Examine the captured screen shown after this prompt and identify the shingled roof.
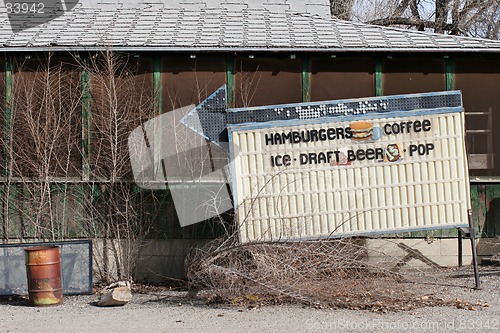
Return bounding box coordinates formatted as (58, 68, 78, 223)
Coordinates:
(1, 0, 500, 52)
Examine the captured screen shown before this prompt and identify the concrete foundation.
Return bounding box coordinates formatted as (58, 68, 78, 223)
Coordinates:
(91, 239, 210, 284)
(89, 237, 499, 284)
(477, 237, 500, 260)
(366, 238, 473, 270)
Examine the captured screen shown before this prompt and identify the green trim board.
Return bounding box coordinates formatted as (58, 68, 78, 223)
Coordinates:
(226, 54, 235, 107)
(445, 57, 454, 91)
(152, 56, 163, 179)
(301, 56, 310, 102)
(1, 57, 13, 240)
(153, 55, 162, 116)
(375, 57, 383, 97)
(79, 67, 91, 235)
(80, 68, 91, 181)
(4, 57, 12, 175)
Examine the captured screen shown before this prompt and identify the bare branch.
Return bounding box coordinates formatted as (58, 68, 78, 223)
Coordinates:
(362, 0, 500, 39)
(368, 16, 456, 31)
(330, 0, 355, 20)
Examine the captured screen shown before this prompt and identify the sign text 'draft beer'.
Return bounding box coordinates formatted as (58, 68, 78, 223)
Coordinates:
(229, 94, 470, 243)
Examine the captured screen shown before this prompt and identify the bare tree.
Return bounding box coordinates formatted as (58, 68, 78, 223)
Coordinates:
(1, 54, 82, 241)
(330, 0, 355, 20)
(350, 0, 500, 38)
(79, 50, 156, 282)
(462, 1, 500, 39)
(0, 51, 159, 282)
(234, 62, 262, 108)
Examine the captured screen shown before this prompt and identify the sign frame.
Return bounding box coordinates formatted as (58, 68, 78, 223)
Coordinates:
(228, 91, 471, 243)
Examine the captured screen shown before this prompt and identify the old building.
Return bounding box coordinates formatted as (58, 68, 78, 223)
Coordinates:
(0, 0, 499, 282)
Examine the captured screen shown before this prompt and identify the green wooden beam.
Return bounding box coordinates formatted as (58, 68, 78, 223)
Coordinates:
(470, 184, 482, 236)
(80, 68, 91, 181)
(375, 58, 383, 97)
(2, 57, 13, 241)
(153, 55, 162, 116)
(152, 56, 163, 179)
(301, 56, 310, 103)
(226, 54, 235, 107)
(60, 183, 69, 238)
(4, 57, 13, 178)
(445, 56, 454, 91)
(4, 57, 12, 153)
(78, 65, 92, 237)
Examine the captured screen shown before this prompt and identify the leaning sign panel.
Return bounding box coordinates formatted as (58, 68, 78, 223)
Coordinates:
(228, 91, 470, 243)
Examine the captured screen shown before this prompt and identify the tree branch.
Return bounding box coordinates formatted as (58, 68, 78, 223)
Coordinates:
(367, 16, 456, 32)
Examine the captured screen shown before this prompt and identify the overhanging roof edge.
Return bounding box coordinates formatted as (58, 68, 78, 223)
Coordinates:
(2, 46, 500, 53)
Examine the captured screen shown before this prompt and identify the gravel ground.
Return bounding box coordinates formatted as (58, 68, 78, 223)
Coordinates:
(1, 266, 499, 333)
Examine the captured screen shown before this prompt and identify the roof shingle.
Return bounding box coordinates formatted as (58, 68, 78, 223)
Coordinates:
(1, 2, 500, 52)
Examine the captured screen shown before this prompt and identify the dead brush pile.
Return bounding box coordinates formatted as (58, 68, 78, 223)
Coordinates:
(186, 237, 448, 311)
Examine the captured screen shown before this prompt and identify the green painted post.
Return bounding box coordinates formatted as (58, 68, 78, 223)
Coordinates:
(153, 56, 162, 116)
(4, 57, 13, 180)
(80, 68, 91, 181)
(302, 56, 310, 103)
(226, 55, 235, 107)
(152, 56, 163, 180)
(60, 183, 69, 238)
(4, 57, 13, 178)
(2, 57, 13, 241)
(375, 58, 383, 97)
(470, 184, 481, 235)
(78, 65, 92, 236)
(445, 56, 454, 91)
(5, 57, 12, 158)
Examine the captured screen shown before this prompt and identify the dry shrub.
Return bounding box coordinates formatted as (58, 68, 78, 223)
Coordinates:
(184, 237, 446, 311)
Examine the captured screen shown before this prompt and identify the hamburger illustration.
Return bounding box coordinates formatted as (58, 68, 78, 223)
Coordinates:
(350, 121, 373, 141)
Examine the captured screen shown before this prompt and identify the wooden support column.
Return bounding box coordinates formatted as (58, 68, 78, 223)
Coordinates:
(226, 54, 235, 107)
(81, 68, 91, 181)
(375, 57, 383, 97)
(301, 56, 310, 103)
(152, 56, 163, 181)
(4, 57, 12, 158)
(445, 56, 454, 91)
(78, 64, 93, 241)
(2, 56, 13, 241)
(153, 56, 162, 116)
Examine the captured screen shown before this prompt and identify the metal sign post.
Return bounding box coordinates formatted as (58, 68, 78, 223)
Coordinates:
(468, 209, 481, 289)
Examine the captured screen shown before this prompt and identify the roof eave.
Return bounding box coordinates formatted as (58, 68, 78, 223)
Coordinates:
(2, 45, 500, 53)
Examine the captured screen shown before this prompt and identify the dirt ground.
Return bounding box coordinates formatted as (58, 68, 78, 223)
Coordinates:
(1, 265, 499, 333)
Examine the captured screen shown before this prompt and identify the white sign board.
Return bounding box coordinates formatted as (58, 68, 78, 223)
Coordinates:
(229, 104, 470, 243)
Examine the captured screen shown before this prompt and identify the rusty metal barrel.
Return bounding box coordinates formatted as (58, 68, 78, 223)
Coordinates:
(24, 245, 63, 306)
